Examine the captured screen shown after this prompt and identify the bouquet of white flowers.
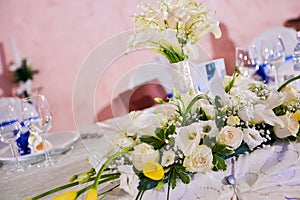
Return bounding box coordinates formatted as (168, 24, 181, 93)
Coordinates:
(128, 0, 221, 63)
(30, 73, 300, 200)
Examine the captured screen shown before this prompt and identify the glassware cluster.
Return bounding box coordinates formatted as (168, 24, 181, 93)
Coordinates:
(0, 94, 53, 174)
(235, 35, 286, 88)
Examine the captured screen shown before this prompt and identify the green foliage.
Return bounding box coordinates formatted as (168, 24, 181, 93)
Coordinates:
(13, 59, 39, 82)
(139, 135, 165, 150)
(212, 154, 227, 171)
(212, 143, 234, 155)
(214, 96, 226, 130)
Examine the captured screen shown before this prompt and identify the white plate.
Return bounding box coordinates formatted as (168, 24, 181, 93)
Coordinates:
(0, 131, 80, 165)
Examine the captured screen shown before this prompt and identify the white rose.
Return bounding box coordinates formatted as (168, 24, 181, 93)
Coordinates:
(216, 126, 243, 149)
(125, 111, 161, 138)
(161, 150, 176, 167)
(118, 165, 139, 196)
(227, 116, 240, 126)
(183, 145, 213, 173)
(243, 128, 264, 150)
(131, 143, 160, 171)
(274, 113, 299, 139)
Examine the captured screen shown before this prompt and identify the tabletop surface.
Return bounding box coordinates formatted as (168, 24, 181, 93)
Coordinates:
(1, 107, 300, 200)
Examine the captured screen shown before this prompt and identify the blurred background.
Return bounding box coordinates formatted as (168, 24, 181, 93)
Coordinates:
(0, 0, 299, 132)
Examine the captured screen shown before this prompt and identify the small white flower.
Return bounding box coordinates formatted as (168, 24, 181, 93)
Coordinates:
(131, 143, 160, 171)
(243, 128, 264, 150)
(222, 75, 234, 90)
(118, 165, 139, 196)
(274, 113, 299, 139)
(112, 133, 136, 153)
(227, 116, 240, 126)
(216, 126, 243, 149)
(161, 150, 176, 167)
(175, 122, 202, 156)
(183, 145, 213, 173)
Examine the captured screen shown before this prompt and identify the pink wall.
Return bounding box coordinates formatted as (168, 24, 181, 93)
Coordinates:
(0, 0, 299, 132)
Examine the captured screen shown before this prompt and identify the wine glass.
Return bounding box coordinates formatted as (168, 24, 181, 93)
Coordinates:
(0, 104, 24, 174)
(22, 95, 55, 167)
(261, 36, 285, 88)
(235, 46, 259, 77)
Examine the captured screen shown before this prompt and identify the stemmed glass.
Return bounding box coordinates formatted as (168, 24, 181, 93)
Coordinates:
(261, 36, 285, 88)
(0, 104, 24, 174)
(22, 95, 55, 168)
(235, 46, 259, 77)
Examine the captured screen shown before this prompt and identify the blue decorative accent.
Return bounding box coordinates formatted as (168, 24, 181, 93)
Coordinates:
(167, 93, 173, 99)
(16, 129, 31, 155)
(205, 62, 216, 81)
(0, 119, 18, 127)
(16, 121, 32, 155)
(285, 54, 293, 62)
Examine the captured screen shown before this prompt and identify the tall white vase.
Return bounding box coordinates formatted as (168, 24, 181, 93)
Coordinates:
(170, 60, 194, 94)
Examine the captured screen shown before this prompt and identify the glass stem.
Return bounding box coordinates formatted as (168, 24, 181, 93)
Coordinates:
(41, 134, 51, 161)
(9, 141, 20, 167)
(274, 66, 280, 88)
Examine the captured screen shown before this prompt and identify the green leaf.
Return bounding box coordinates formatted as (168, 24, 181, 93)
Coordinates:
(166, 124, 175, 137)
(170, 167, 177, 189)
(154, 97, 164, 104)
(224, 72, 238, 93)
(212, 143, 234, 155)
(155, 128, 165, 141)
(139, 135, 165, 150)
(181, 94, 208, 125)
(177, 171, 190, 184)
(214, 96, 226, 130)
(202, 134, 214, 148)
(212, 154, 227, 171)
(156, 180, 164, 191)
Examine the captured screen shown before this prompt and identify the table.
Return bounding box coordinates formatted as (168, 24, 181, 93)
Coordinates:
(1, 107, 300, 200)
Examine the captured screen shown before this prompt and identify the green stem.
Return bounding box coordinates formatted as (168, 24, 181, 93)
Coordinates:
(277, 75, 300, 92)
(77, 174, 121, 197)
(181, 94, 207, 125)
(31, 181, 79, 200)
(30, 172, 120, 199)
(99, 184, 120, 200)
(93, 147, 133, 189)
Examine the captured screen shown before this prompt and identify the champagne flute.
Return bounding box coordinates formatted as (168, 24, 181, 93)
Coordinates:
(0, 104, 24, 174)
(261, 36, 285, 88)
(22, 95, 55, 167)
(235, 46, 258, 77)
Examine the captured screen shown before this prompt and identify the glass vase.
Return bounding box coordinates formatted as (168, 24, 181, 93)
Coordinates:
(170, 60, 194, 94)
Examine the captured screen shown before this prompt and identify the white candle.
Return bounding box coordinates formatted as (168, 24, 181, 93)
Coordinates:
(10, 38, 21, 67)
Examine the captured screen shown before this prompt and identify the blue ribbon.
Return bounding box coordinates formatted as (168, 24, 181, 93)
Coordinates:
(0, 117, 38, 156)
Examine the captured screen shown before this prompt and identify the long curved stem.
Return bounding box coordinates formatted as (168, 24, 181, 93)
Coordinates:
(277, 75, 300, 92)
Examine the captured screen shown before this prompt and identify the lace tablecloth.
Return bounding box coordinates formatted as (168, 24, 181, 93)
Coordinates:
(1, 109, 300, 200)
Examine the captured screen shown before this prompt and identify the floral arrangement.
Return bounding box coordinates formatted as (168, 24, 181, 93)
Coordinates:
(9, 39, 39, 98)
(128, 0, 221, 63)
(29, 73, 300, 200)
(10, 58, 39, 98)
(28, 1, 300, 200)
